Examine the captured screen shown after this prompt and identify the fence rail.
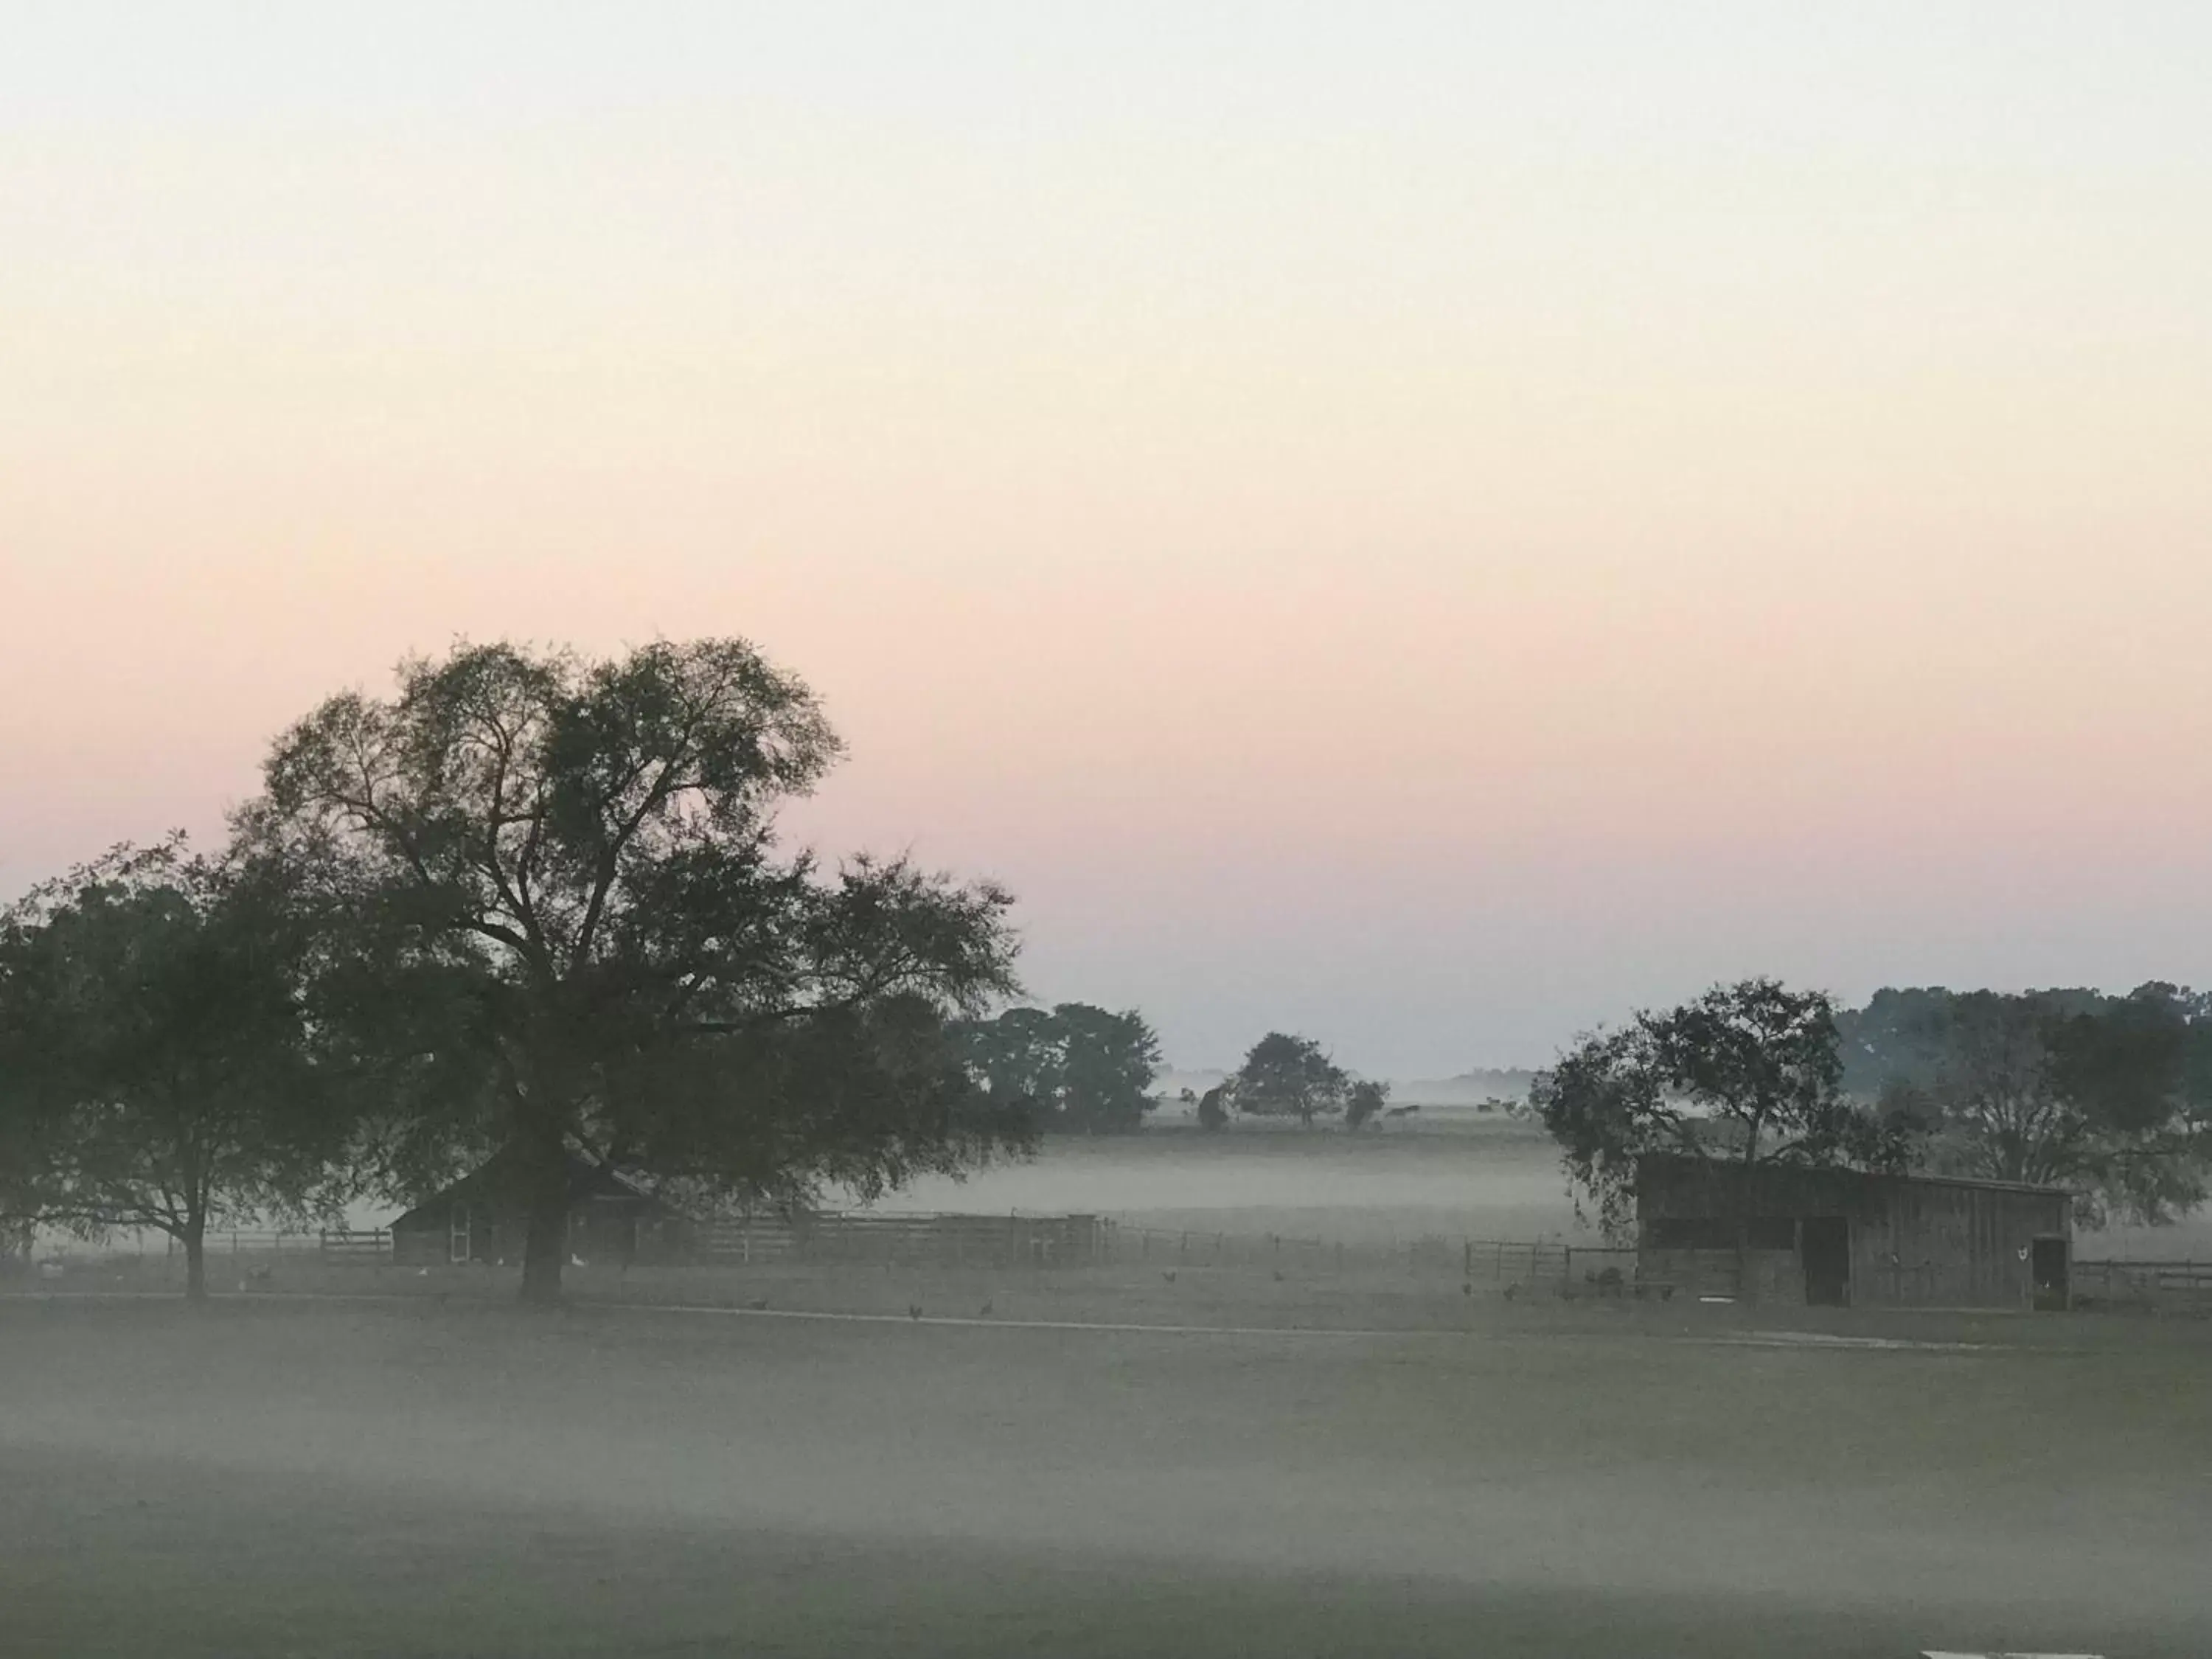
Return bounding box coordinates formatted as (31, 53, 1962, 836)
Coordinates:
(135, 1229, 394, 1263)
(692, 1211, 1104, 1269)
(319, 1229, 394, 1265)
(1096, 1224, 1590, 1284)
(2072, 1258, 2212, 1301)
(67, 1217, 1613, 1287)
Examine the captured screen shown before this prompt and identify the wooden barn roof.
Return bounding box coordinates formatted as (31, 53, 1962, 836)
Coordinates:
(1634, 1151, 2073, 1201)
(391, 1144, 681, 1228)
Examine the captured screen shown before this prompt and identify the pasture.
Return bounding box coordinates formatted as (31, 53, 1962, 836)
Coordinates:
(3, 1294, 2208, 1658)
(844, 1116, 1590, 1243)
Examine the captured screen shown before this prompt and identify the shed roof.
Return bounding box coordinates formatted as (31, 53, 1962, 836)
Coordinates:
(392, 1143, 678, 1229)
(1635, 1152, 2073, 1202)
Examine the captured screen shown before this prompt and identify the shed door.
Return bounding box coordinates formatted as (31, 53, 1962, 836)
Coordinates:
(448, 1203, 472, 1265)
(1800, 1217, 1850, 1306)
(2031, 1236, 2070, 1311)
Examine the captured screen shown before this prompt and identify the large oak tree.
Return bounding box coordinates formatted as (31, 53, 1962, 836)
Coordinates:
(240, 639, 1032, 1301)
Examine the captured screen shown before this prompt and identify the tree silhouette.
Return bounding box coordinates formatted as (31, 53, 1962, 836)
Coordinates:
(240, 638, 1031, 1301)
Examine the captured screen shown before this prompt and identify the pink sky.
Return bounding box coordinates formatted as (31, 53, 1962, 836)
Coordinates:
(5, 7, 2211, 1073)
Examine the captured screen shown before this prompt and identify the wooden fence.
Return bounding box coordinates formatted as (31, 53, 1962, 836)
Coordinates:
(1099, 1225, 1582, 1284)
(319, 1229, 394, 1265)
(140, 1229, 394, 1264)
(90, 1218, 1607, 1287)
(2071, 1258, 2212, 1303)
(692, 1211, 1105, 1269)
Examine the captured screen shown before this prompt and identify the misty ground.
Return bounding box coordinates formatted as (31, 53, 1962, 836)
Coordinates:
(852, 1116, 2212, 1259)
(13, 1122, 2211, 1655)
(4, 1293, 2208, 1658)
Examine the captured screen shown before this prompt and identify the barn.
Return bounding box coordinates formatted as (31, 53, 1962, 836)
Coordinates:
(389, 1145, 695, 1269)
(1635, 1152, 2073, 1310)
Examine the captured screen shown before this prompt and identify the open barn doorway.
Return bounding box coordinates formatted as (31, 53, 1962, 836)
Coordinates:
(1800, 1217, 1850, 1306)
(2032, 1236, 2070, 1311)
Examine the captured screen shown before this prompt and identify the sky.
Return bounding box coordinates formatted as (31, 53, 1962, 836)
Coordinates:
(4, 5, 2211, 1077)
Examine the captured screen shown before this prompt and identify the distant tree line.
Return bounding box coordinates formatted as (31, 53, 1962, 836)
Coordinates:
(1534, 976, 2212, 1239)
(1836, 984, 2212, 1224)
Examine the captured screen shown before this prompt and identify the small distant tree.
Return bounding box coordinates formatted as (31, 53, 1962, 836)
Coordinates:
(1230, 1033, 1348, 1127)
(1196, 1085, 1229, 1131)
(0, 840, 352, 1300)
(1344, 1078, 1389, 1131)
(1532, 978, 1923, 1293)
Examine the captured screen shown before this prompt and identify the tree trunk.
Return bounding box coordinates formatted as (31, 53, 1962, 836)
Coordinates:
(518, 1159, 570, 1304)
(181, 1222, 207, 1304)
(1734, 1150, 1759, 1306)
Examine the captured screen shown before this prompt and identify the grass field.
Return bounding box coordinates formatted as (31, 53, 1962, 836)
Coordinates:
(848, 1118, 1593, 1245)
(4, 1293, 2208, 1658)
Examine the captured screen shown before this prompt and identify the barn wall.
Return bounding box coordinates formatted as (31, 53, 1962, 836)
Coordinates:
(1637, 1247, 1801, 1301)
(1846, 1182, 2067, 1310)
(392, 1197, 693, 1268)
(391, 1203, 460, 1266)
(1635, 1157, 2069, 1310)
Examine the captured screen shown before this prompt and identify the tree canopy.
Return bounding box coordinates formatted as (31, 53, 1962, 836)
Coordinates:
(1849, 984, 2212, 1224)
(956, 1002, 1162, 1134)
(1229, 1032, 1349, 1127)
(1532, 978, 1923, 1238)
(0, 839, 349, 1297)
(1344, 1078, 1391, 1130)
(237, 638, 1034, 1300)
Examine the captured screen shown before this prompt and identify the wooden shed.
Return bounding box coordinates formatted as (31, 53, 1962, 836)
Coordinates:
(1635, 1153, 2073, 1310)
(389, 1145, 695, 1269)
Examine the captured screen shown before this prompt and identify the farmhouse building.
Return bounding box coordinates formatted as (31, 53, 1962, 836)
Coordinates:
(1635, 1152, 2073, 1310)
(389, 1145, 695, 1268)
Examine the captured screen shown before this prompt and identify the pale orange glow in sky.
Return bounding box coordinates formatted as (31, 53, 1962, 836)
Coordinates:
(5, 7, 2211, 1073)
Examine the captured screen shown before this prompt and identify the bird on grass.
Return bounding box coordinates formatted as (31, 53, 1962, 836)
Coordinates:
(748, 1298, 769, 1312)
(1462, 1281, 1474, 1298)
(1161, 1270, 1177, 1284)
(1272, 1269, 1285, 1283)
(978, 1300, 993, 1318)
(908, 1302, 923, 1321)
